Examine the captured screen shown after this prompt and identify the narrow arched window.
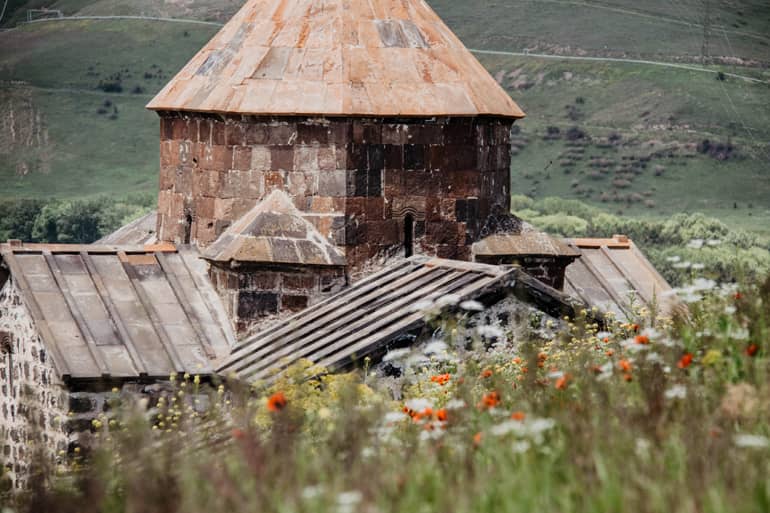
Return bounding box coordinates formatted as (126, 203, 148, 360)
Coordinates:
(183, 214, 193, 245)
(404, 214, 414, 258)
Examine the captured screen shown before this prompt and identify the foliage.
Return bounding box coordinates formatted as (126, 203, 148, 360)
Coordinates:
(513, 195, 770, 286)
(5, 274, 770, 513)
(0, 194, 154, 244)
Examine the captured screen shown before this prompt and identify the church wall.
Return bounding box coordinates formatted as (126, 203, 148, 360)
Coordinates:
(208, 264, 347, 334)
(0, 279, 68, 492)
(156, 114, 514, 269)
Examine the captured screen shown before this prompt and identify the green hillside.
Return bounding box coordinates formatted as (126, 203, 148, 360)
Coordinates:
(0, 0, 768, 239)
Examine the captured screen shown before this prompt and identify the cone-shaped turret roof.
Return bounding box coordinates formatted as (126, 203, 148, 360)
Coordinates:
(147, 0, 524, 118)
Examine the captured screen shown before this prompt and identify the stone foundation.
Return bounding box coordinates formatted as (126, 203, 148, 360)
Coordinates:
(156, 114, 515, 269)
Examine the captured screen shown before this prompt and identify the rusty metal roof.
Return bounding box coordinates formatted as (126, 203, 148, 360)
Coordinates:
(147, 0, 525, 118)
(202, 190, 345, 265)
(0, 243, 235, 380)
(96, 211, 158, 246)
(474, 227, 581, 258)
(564, 236, 675, 320)
(218, 255, 580, 382)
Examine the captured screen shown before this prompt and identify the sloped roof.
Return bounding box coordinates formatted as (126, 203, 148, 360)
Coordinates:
(203, 190, 345, 266)
(0, 242, 235, 380)
(564, 236, 675, 319)
(147, 0, 525, 118)
(218, 256, 580, 382)
(474, 227, 580, 258)
(96, 211, 158, 246)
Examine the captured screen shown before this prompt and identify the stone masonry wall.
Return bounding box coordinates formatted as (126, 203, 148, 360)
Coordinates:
(156, 114, 514, 269)
(0, 279, 68, 492)
(209, 264, 346, 334)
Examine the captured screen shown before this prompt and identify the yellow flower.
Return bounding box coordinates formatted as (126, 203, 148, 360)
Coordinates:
(702, 349, 722, 366)
(193, 375, 201, 385)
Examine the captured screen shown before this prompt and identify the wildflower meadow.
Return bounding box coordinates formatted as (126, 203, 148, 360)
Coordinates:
(7, 273, 770, 513)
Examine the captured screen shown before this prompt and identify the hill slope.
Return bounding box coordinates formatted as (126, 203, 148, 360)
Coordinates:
(0, 0, 768, 237)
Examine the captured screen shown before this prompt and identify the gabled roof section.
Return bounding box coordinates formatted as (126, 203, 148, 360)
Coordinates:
(564, 235, 675, 320)
(147, 0, 525, 119)
(219, 256, 580, 382)
(95, 211, 158, 246)
(474, 227, 580, 259)
(0, 242, 235, 380)
(203, 190, 345, 266)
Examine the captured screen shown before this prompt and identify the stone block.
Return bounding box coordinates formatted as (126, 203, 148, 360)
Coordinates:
(316, 170, 345, 198)
(382, 124, 407, 145)
(404, 144, 426, 169)
(211, 120, 226, 146)
(267, 123, 298, 145)
(225, 123, 245, 146)
(271, 146, 294, 171)
(352, 120, 381, 144)
(367, 144, 385, 170)
(244, 124, 269, 145)
(383, 144, 403, 169)
(294, 146, 319, 171)
(172, 118, 190, 141)
(214, 198, 237, 219)
(250, 146, 271, 170)
(196, 197, 216, 219)
(237, 292, 279, 318)
(199, 119, 211, 144)
(160, 117, 174, 141)
(205, 146, 233, 172)
(318, 147, 336, 171)
(330, 120, 352, 145)
(348, 144, 368, 170)
(232, 146, 252, 171)
(297, 122, 330, 144)
(283, 274, 316, 291)
(282, 295, 309, 311)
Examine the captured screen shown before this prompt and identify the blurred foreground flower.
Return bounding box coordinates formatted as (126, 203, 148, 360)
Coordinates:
(267, 392, 287, 412)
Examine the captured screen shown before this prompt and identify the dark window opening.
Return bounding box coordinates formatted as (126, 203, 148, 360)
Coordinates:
(183, 214, 193, 244)
(404, 214, 414, 258)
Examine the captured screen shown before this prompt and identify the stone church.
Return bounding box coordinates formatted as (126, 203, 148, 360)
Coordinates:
(0, 0, 673, 491)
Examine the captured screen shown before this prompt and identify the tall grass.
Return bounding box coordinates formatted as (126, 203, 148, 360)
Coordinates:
(5, 275, 770, 513)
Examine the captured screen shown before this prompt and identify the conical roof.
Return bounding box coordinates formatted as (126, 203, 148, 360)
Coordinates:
(202, 190, 346, 266)
(147, 0, 524, 118)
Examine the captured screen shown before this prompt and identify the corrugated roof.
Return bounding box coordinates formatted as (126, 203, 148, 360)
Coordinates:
(218, 256, 580, 382)
(147, 0, 525, 118)
(95, 211, 158, 246)
(0, 243, 235, 380)
(202, 190, 345, 265)
(564, 236, 675, 320)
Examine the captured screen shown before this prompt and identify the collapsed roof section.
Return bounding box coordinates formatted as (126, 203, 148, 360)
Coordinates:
(219, 256, 581, 382)
(0, 242, 235, 380)
(146, 0, 525, 118)
(202, 190, 346, 266)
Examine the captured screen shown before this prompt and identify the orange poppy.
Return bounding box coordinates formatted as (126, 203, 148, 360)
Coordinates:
(677, 353, 693, 369)
(473, 432, 483, 445)
(481, 369, 494, 378)
(510, 411, 526, 421)
(430, 373, 451, 386)
(631, 323, 640, 332)
(618, 359, 632, 372)
(734, 292, 742, 300)
(606, 349, 614, 357)
(267, 392, 287, 412)
(635, 335, 650, 345)
(436, 409, 448, 422)
(746, 344, 759, 357)
(555, 374, 571, 390)
(512, 357, 522, 365)
(623, 373, 633, 382)
(481, 391, 501, 409)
